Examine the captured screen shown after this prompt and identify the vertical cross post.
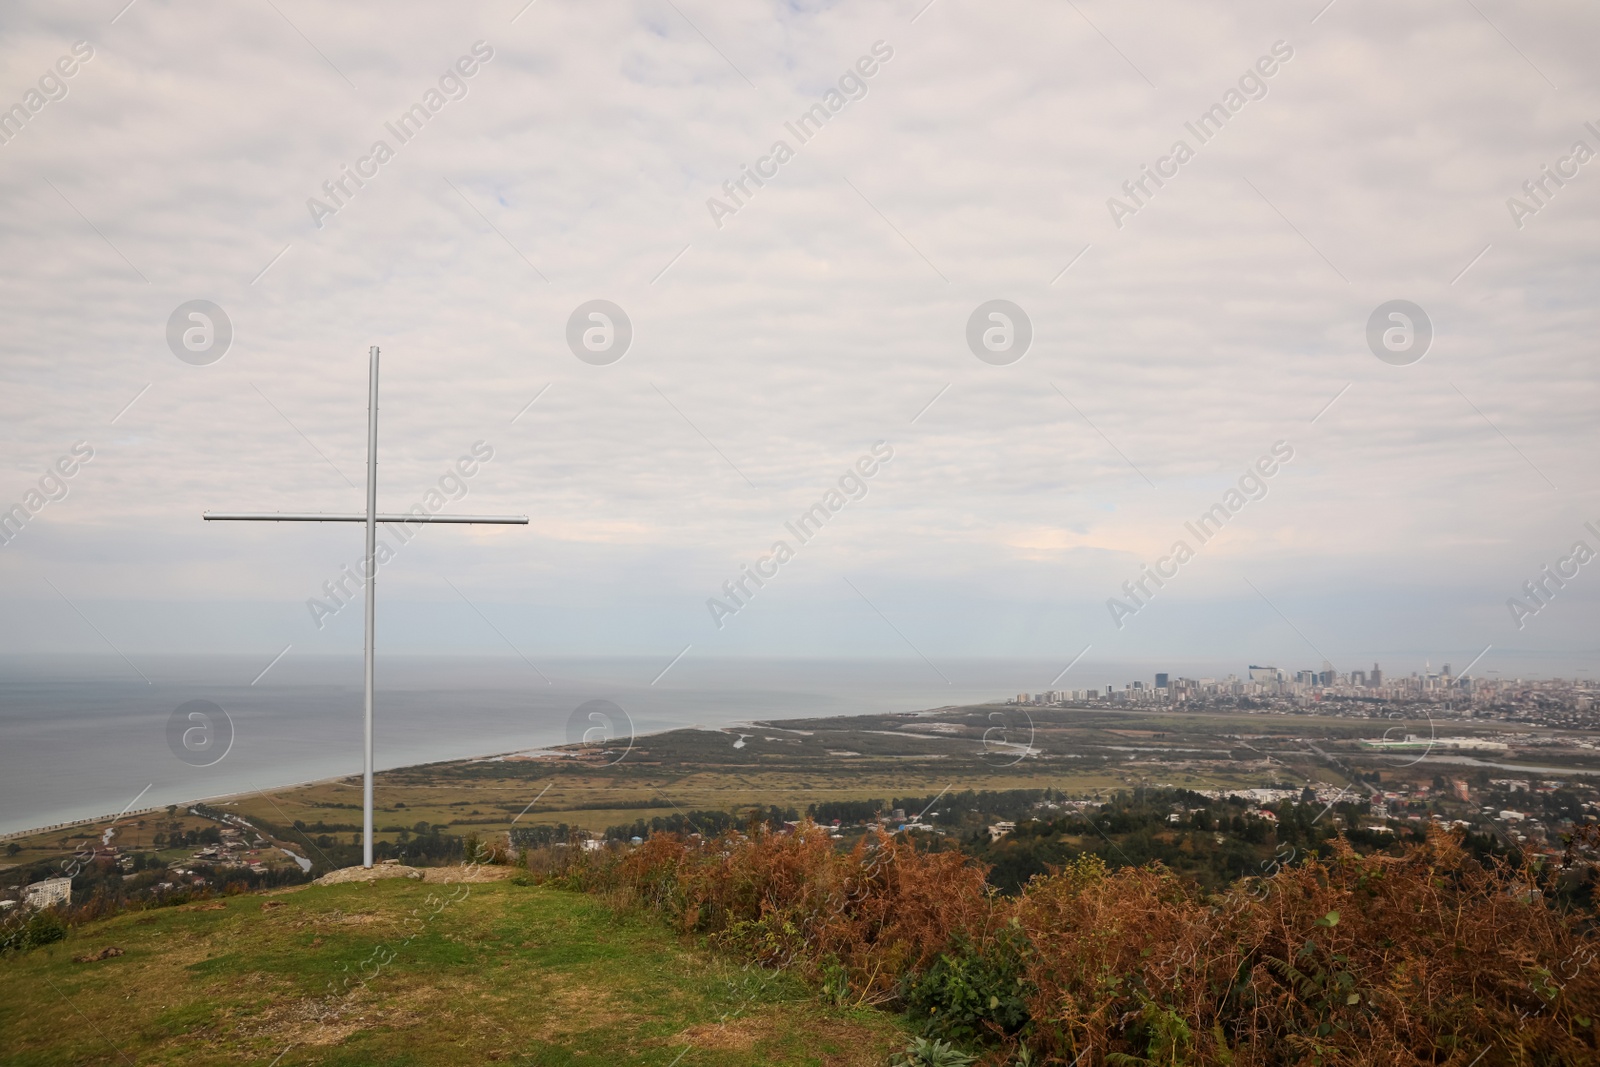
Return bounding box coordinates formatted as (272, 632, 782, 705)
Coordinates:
(205, 349, 528, 869)
(362, 346, 379, 868)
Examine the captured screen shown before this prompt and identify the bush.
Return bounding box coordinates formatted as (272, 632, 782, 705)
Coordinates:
(535, 824, 998, 1006)
(903, 926, 1032, 1044)
(1015, 832, 1600, 1064)
(1, 910, 68, 954)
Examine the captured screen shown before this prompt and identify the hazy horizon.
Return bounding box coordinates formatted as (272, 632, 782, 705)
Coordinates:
(2, 0, 1598, 681)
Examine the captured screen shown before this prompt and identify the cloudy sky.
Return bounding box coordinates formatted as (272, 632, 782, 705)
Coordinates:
(2, 0, 1598, 681)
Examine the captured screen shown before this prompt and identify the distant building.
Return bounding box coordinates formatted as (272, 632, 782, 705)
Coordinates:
(23, 877, 71, 909)
(1361, 735, 1508, 754)
(1155, 673, 1169, 690)
(1248, 665, 1283, 684)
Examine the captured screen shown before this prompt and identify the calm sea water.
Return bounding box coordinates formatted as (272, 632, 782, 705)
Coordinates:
(0, 654, 1085, 836)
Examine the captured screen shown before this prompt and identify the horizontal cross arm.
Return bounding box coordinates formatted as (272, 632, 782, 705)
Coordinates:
(203, 512, 527, 524)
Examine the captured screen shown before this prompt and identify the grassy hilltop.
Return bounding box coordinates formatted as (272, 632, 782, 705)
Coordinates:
(0, 870, 906, 1066)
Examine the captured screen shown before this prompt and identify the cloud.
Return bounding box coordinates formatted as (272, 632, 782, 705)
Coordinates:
(0, 0, 1596, 674)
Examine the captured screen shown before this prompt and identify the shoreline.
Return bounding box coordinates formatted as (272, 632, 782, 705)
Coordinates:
(0, 720, 767, 843)
(7, 704, 1600, 843)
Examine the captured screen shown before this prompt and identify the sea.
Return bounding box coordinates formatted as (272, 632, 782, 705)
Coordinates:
(0, 654, 1076, 836)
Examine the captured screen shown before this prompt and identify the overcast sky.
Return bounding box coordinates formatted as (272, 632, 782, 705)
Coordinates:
(1, 0, 1597, 682)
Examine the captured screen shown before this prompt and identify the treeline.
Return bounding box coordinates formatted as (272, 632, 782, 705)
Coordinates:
(603, 806, 800, 842)
(896, 788, 1065, 827)
(963, 786, 1520, 895)
(806, 790, 1068, 827)
(509, 824, 578, 848)
(151, 825, 224, 849)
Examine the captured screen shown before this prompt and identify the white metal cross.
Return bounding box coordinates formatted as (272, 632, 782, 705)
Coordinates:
(205, 347, 526, 867)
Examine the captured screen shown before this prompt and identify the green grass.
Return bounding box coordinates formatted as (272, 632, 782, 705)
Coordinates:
(0, 876, 909, 1066)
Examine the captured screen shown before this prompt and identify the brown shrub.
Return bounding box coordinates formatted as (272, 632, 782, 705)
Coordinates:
(1017, 828, 1600, 1065)
(533, 822, 1600, 1065)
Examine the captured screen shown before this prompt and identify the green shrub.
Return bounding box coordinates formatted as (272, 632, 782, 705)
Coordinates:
(1, 911, 68, 954)
(903, 925, 1032, 1044)
(888, 1036, 977, 1067)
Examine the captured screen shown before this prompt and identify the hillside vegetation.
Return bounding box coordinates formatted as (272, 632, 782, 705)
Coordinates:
(541, 823, 1600, 1066)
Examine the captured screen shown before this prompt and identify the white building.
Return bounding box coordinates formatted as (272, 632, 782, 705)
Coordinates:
(23, 877, 71, 909)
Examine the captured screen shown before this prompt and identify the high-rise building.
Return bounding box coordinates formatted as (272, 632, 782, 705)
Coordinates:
(1371, 663, 1383, 687)
(1155, 672, 1169, 690)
